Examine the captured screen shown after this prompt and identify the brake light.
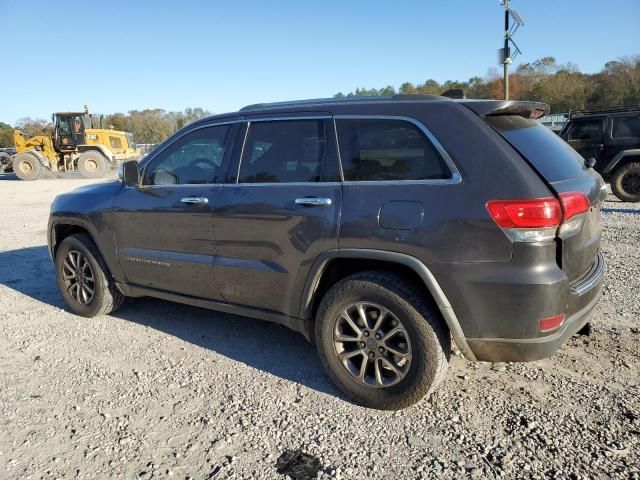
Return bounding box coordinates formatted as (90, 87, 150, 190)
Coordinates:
(487, 192, 591, 242)
(539, 313, 565, 332)
(486, 197, 562, 228)
(559, 192, 590, 221)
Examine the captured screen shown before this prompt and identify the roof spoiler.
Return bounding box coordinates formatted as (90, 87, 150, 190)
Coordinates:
(463, 100, 549, 120)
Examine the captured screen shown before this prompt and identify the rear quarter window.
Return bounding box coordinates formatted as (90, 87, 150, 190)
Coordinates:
(486, 115, 588, 182)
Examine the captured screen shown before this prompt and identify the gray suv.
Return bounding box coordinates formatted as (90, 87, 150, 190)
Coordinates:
(48, 95, 606, 409)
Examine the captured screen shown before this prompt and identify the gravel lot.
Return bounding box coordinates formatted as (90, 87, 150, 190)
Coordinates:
(0, 173, 638, 480)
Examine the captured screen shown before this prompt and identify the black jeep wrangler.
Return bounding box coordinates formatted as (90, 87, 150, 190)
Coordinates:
(560, 105, 640, 202)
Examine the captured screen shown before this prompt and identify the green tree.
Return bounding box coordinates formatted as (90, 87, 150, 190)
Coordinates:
(0, 122, 14, 147)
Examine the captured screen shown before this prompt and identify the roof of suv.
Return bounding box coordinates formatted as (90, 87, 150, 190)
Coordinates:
(194, 95, 549, 125)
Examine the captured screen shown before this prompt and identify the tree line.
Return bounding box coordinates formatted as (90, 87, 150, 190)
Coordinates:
(0, 108, 211, 148)
(335, 56, 640, 113)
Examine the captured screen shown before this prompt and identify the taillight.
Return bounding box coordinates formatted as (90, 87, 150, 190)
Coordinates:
(559, 191, 590, 221)
(539, 313, 565, 333)
(486, 197, 561, 242)
(487, 192, 590, 242)
(558, 192, 590, 237)
(486, 198, 562, 228)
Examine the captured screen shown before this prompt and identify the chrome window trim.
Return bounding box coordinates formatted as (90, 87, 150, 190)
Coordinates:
(333, 114, 462, 185)
(137, 120, 240, 188)
(235, 116, 332, 185)
(230, 182, 342, 187)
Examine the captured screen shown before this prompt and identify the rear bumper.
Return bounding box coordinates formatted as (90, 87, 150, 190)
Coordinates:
(465, 279, 602, 362)
(462, 251, 606, 362)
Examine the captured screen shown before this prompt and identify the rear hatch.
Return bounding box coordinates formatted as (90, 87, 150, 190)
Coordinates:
(469, 102, 607, 281)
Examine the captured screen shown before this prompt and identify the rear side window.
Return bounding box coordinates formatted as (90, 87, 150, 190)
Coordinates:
(487, 115, 587, 182)
(335, 119, 452, 181)
(238, 120, 337, 183)
(567, 119, 604, 141)
(612, 115, 640, 138)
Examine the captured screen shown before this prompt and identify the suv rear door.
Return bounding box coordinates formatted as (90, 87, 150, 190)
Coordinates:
(211, 114, 341, 317)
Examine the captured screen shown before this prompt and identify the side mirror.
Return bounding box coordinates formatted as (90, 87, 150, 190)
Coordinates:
(118, 160, 139, 186)
(585, 157, 596, 169)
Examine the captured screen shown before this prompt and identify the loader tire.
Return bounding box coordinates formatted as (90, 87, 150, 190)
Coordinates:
(78, 151, 108, 179)
(13, 153, 44, 181)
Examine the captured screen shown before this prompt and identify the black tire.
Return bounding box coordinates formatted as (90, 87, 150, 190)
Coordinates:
(55, 233, 124, 317)
(77, 151, 108, 179)
(610, 161, 640, 202)
(315, 271, 450, 410)
(13, 152, 44, 181)
(0, 152, 11, 172)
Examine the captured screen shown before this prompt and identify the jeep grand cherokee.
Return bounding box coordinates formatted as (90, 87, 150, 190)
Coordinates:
(48, 95, 606, 409)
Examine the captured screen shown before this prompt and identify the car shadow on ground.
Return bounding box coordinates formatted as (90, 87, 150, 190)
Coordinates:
(0, 245, 338, 398)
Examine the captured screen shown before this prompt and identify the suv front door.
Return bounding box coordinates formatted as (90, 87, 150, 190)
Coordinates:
(212, 116, 341, 317)
(113, 121, 238, 300)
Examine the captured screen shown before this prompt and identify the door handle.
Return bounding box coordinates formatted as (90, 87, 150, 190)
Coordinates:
(180, 196, 209, 205)
(295, 197, 332, 207)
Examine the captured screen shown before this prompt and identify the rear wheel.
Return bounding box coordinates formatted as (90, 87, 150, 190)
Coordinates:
(610, 161, 640, 202)
(315, 271, 450, 410)
(55, 234, 124, 317)
(13, 152, 44, 181)
(77, 151, 108, 179)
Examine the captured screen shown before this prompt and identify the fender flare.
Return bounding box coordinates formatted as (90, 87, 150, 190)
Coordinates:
(48, 215, 125, 283)
(602, 149, 640, 175)
(299, 248, 477, 360)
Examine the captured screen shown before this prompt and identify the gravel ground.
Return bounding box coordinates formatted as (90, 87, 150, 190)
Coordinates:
(0, 173, 638, 480)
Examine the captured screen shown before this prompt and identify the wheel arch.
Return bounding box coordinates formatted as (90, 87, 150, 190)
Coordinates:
(602, 149, 640, 176)
(301, 249, 476, 360)
(49, 218, 124, 283)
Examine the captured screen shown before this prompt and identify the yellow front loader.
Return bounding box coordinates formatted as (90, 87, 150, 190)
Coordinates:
(10, 109, 141, 180)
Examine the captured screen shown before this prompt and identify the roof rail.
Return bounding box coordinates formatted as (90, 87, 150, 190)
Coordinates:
(568, 104, 640, 119)
(239, 94, 448, 112)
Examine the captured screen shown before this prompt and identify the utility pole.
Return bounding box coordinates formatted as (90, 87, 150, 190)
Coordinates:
(503, 0, 510, 100)
(499, 1, 523, 101)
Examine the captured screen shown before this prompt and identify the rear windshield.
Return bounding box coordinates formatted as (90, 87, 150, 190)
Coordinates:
(486, 115, 588, 182)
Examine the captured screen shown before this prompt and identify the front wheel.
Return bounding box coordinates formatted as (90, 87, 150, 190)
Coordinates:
(77, 151, 108, 179)
(610, 161, 640, 202)
(13, 152, 44, 180)
(315, 271, 450, 410)
(55, 234, 124, 317)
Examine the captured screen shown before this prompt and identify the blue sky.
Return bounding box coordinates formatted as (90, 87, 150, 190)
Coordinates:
(1, 0, 638, 124)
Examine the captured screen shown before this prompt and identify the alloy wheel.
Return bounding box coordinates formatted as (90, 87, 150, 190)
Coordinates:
(62, 250, 96, 305)
(333, 302, 412, 388)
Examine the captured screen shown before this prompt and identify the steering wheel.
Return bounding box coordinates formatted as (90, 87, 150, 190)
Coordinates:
(188, 157, 217, 169)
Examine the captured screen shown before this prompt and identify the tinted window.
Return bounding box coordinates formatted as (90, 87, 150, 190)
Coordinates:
(568, 119, 604, 141)
(612, 115, 640, 138)
(144, 125, 230, 185)
(336, 119, 451, 181)
(239, 120, 332, 183)
(487, 115, 587, 182)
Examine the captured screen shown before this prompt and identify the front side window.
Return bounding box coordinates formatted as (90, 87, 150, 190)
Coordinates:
(238, 120, 330, 183)
(143, 125, 230, 185)
(568, 120, 603, 141)
(612, 115, 640, 139)
(336, 119, 452, 181)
